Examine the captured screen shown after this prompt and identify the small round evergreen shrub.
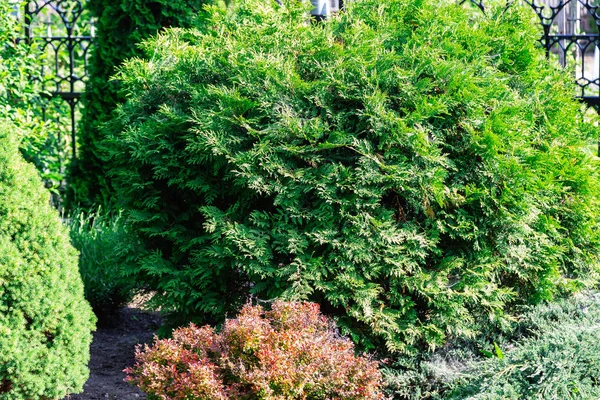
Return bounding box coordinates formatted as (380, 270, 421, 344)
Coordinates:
(126, 301, 383, 399)
(105, 0, 600, 352)
(0, 120, 95, 399)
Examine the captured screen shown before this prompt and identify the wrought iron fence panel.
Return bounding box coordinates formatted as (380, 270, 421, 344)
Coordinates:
(463, 0, 600, 111)
(18, 0, 94, 159)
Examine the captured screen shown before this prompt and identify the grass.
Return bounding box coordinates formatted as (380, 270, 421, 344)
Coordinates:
(67, 207, 137, 325)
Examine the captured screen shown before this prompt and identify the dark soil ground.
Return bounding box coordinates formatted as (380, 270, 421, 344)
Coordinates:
(64, 306, 161, 400)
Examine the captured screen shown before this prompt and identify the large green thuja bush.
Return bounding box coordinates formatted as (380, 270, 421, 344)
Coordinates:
(105, 0, 600, 352)
(0, 120, 95, 399)
(67, 0, 209, 209)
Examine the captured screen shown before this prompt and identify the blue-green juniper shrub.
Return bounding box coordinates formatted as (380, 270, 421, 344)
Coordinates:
(448, 292, 600, 399)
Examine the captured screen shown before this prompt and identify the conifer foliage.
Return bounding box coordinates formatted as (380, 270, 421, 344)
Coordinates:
(105, 0, 600, 352)
(0, 120, 95, 399)
(68, 0, 209, 208)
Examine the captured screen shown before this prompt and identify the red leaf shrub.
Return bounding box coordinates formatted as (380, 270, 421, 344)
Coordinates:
(125, 301, 384, 399)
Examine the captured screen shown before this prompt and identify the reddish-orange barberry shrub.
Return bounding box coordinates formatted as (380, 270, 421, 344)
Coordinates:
(125, 301, 384, 399)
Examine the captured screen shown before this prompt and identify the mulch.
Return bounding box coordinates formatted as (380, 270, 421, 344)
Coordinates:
(64, 306, 161, 400)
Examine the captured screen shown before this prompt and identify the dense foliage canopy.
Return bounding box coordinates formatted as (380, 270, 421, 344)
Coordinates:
(0, 2, 68, 191)
(105, 0, 600, 352)
(0, 2, 35, 118)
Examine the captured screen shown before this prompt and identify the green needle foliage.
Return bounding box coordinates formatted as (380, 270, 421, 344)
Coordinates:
(0, 120, 95, 400)
(104, 0, 600, 352)
(67, 0, 210, 209)
(449, 293, 600, 399)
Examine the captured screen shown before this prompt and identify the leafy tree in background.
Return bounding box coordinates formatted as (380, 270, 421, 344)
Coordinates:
(104, 0, 600, 352)
(67, 0, 210, 209)
(1, 1, 71, 194)
(0, 2, 36, 117)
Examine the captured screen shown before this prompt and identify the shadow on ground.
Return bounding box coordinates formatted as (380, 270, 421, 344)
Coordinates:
(65, 306, 161, 400)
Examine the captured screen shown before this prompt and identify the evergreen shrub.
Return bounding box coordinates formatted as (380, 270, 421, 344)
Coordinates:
(105, 0, 600, 352)
(0, 120, 95, 400)
(68, 0, 209, 209)
(68, 207, 137, 324)
(381, 293, 600, 399)
(126, 301, 383, 400)
(449, 293, 600, 399)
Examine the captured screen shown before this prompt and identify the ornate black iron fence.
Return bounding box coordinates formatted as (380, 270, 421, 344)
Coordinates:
(17, 0, 94, 159)
(530, 0, 600, 110)
(463, 0, 600, 112)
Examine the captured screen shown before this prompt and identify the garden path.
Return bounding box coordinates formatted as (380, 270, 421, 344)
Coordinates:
(64, 305, 160, 400)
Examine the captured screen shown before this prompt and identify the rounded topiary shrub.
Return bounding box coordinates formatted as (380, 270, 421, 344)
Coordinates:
(126, 301, 383, 399)
(0, 120, 95, 399)
(105, 0, 600, 352)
